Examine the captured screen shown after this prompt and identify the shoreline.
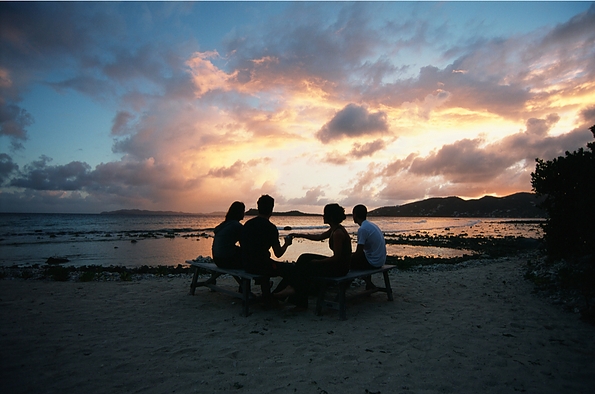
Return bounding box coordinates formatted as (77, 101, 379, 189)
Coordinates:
(1, 253, 593, 393)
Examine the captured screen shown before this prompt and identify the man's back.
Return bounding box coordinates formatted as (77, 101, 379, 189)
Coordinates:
(358, 220, 386, 267)
(240, 216, 279, 271)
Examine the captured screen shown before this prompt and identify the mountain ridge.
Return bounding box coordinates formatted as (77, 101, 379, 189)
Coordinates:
(99, 192, 546, 218)
(368, 192, 545, 218)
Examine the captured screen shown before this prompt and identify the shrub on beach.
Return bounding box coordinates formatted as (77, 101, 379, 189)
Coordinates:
(531, 124, 595, 322)
(44, 265, 72, 281)
(531, 124, 595, 259)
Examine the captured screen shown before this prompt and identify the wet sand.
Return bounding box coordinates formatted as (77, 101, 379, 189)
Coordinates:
(1, 254, 593, 393)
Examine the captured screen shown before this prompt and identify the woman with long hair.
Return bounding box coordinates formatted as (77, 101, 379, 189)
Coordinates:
(212, 201, 245, 269)
(275, 203, 352, 310)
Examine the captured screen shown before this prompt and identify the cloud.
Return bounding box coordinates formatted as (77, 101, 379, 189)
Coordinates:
(207, 159, 270, 178)
(316, 104, 388, 143)
(403, 114, 589, 184)
(349, 139, 387, 158)
(340, 114, 594, 207)
(286, 186, 329, 206)
(111, 111, 135, 136)
(10, 156, 91, 191)
(186, 51, 238, 97)
(2, 3, 594, 213)
(0, 153, 19, 184)
(581, 105, 595, 125)
(0, 101, 33, 149)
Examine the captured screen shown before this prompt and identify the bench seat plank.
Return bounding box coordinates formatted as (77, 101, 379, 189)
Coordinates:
(187, 260, 396, 320)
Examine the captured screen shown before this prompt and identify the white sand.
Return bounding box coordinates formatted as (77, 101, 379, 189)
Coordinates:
(1, 255, 593, 394)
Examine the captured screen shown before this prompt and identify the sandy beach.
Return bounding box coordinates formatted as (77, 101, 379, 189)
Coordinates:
(1, 254, 593, 394)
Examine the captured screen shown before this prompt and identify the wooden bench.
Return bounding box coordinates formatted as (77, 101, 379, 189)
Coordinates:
(313, 265, 396, 320)
(188, 259, 397, 320)
(187, 260, 273, 317)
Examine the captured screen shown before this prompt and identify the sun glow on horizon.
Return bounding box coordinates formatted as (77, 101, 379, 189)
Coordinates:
(1, 2, 594, 214)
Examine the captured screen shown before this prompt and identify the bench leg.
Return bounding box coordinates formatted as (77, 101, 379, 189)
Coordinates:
(189, 267, 200, 295)
(205, 272, 222, 286)
(383, 270, 393, 301)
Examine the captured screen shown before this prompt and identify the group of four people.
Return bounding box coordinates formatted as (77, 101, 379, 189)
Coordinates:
(211, 194, 386, 310)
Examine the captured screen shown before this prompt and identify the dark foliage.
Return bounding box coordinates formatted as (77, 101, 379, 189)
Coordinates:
(531, 124, 595, 322)
(531, 125, 595, 259)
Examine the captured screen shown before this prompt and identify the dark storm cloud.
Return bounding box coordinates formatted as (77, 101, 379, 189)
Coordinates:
(0, 102, 33, 149)
(581, 105, 595, 125)
(0, 153, 19, 184)
(316, 104, 389, 143)
(9, 156, 91, 190)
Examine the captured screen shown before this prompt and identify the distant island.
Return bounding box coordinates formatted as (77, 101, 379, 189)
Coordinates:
(369, 192, 545, 218)
(100, 192, 546, 218)
(244, 209, 321, 217)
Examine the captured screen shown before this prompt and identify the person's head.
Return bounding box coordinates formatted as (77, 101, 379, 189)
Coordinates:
(323, 203, 346, 225)
(225, 201, 245, 222)
(352, 204, 367, 225)
(257, 194, 275, 216)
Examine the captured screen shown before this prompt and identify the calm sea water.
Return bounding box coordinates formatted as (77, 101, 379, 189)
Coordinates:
(0, 213, 543, 268)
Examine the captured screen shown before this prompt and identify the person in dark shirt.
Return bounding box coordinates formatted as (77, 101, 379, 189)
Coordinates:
(240, 194, 293, 278)
(276, 203, 352, 310)
(212, 201, 245, 269)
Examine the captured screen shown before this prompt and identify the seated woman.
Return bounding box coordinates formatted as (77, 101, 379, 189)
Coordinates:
(275, 203, 352, 310)
(212, 201, 245, 269)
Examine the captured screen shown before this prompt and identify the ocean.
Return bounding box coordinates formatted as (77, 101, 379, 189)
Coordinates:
(0, 213, 543, 268)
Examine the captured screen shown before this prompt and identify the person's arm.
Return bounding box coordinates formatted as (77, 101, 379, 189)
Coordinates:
(272, 235, 292, 258)
(290, 228, 331, 242)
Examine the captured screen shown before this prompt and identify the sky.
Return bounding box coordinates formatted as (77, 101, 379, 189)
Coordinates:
(1, 1, 594, 214)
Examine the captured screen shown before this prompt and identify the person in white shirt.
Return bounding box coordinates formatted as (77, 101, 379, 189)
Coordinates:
(351, 204, 386, 288)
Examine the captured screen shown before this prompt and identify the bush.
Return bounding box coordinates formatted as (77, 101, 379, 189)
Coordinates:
(531, 126, 595, 259)
(45, 266, 71, 281)
(531, 124, 595, 321)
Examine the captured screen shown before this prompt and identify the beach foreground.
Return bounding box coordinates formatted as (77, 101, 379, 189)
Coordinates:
(1, 255, 593, 394)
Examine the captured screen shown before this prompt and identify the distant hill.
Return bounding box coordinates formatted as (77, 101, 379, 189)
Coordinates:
(244, 209, 321, 217)
(369, 192, 546, 218)
(100, 192, 545, 218)
(100, 208, 319, 217)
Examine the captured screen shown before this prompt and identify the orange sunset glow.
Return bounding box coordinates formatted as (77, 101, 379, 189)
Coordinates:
(1, 2, 594, 214)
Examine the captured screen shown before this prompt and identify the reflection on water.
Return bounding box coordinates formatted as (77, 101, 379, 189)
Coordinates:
(0, 213, 543, 268)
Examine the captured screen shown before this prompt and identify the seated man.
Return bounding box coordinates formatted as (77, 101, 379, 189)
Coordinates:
(351, 204, 387, 288)
(240, 195, 293, 296)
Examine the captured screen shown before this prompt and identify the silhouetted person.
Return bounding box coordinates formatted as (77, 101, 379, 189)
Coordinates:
(240, 195, 293, 300)
(276, 203, 352, 310)
(351, 204, 386, 288)
(212, 201, 245, 269)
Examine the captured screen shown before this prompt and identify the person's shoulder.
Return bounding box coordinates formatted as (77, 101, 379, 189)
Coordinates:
(243, 216, 258, 227)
